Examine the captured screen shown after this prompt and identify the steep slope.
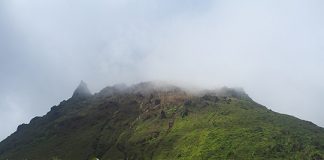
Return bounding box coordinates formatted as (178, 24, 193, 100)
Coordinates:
(0, 82, 323, 160)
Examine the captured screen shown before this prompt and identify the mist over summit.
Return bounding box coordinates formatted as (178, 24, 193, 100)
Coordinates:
(1, 0, 324, 143)
(0, 81, 323, 159)
(1, 0, 324, 159)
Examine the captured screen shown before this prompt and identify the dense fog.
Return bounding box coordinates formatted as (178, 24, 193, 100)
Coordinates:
(0, 0, 324, 140)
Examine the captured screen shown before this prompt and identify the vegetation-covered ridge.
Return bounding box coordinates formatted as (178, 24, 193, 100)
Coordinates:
(0, 81, 323, 160)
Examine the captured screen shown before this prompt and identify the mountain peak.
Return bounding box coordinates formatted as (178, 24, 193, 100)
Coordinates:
(71, 80, 92, 98)
(1, 81, 324, 159)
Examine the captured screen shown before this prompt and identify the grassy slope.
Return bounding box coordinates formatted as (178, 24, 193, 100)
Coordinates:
(122, 98, 324, 160)
(0, 91, 324, 160)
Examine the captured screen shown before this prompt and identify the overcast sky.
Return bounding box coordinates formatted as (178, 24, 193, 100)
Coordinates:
(1, 0, 324, 141)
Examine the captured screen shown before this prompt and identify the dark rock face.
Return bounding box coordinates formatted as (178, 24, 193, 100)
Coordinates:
(181, 108, 189, 118)
(201, 95, 219, 102)
(155, 99, 161, 105)
(184, 99, 192, 106)
(72, 81, 92, 99)
(160, 110, 166, 119)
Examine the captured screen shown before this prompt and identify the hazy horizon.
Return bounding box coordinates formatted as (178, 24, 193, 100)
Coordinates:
(1, 0, 324, 141)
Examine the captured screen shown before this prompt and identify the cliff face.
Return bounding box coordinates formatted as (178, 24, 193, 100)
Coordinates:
(0, 82, 323, 160)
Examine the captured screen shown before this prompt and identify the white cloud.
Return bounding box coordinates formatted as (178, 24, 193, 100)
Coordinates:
(1, 0, 324, 140)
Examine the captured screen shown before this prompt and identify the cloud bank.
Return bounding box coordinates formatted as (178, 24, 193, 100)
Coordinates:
(1, 0, 324, 140)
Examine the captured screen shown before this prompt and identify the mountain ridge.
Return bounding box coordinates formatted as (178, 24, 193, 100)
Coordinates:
(0, 81, 323, 160)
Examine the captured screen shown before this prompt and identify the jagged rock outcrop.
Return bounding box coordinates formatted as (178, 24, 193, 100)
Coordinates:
(72, 80, 92, 99)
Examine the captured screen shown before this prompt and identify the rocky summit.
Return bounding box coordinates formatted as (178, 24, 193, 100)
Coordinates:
(72, 80, 92, 99)
(0, 81, 323, 160)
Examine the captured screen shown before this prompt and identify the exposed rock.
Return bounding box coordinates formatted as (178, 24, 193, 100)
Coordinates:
(72, 80, 92, 99)
(155, 99, 161, 105)
(184, 99, 192, 106)
(202, 95, 219, 102)
(160, 110, 166, 119)
(168, 120, 174, 129)
(181, 108, 189, 118)
(17, 123, 27, 132)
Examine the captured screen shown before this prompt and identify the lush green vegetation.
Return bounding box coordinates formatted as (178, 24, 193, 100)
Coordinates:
(0, 83, 323, 160)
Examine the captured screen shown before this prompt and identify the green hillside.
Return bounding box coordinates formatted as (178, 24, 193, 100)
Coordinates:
(0, 82, 323, 160)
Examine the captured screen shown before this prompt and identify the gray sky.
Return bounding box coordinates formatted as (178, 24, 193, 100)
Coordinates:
(1, 0, 324, 141)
